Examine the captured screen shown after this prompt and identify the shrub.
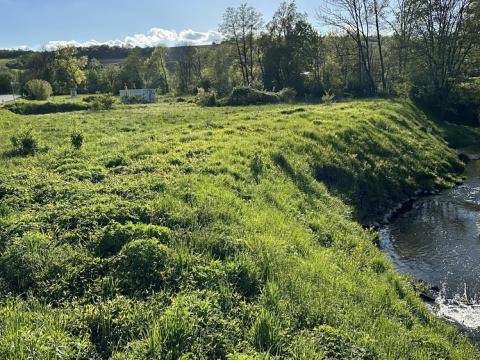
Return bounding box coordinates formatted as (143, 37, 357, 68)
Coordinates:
(70, 131, 84, 150)
(277, 87, 297, 103)
(82, 95, 98, 103)
(90, 94, 116, 111)
(321, 90, 335, 105)
(5, 101, 88, 115)
(121, 94, 148, 104)
(221, 86, 280, 106)
(195, 87, 217, 107)
(114, 239, 173, 294)
(0, 232, 52, 292)
(24, 79, 52, 100)
(96, 222, 172, 257)
(10, 129, 39, 156)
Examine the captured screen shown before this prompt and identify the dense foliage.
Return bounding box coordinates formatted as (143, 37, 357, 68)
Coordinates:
(24, 79, 53, 100)
(0, 97, 479, 359)
(2, 1, 478, 124)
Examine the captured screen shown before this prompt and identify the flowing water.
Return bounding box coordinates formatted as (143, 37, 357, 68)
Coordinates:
(380, 158, 480, 332)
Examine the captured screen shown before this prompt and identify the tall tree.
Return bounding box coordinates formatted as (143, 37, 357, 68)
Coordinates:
(144, 47, 170, 93)
(27, 49, 55, 84)
(261, 1, 320, 93)
(52, 46, 88, 94)
(318, 0, 377, 95)
(118, 48, 145, 89)
(219, 3, 263, 86)
(412, 0, 478, 110)
(389, 0, 416, 80)
(174, 45, 199, 94)
(103, 65, 121, 94)
(373, 0, 387, 93)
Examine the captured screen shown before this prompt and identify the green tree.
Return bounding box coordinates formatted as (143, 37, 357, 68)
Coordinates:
(173, 45, 199, 94)
(118, 48, 145, 89)
(103, 65, 121, 94)
(144, 47, 170, 93)
(411, 0, 479, 113)
(261, 1, 320, 94)
(219, 3, 263, 86)
(0, 70, 15, 94)
(52, 46, 87, 94)
(85, 58, 106, 93)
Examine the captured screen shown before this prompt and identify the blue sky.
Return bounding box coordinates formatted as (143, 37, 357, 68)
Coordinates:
(0, 0, 319, 50)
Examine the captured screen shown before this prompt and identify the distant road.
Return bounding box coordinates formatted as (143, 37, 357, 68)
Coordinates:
(0, 94, 20, 103)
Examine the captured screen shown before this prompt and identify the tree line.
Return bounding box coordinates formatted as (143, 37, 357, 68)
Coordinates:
(1, 0, 479, 123)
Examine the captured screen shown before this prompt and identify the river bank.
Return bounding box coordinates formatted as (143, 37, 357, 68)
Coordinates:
(1, 99, 479, 358)
(379, 154, 480, 341)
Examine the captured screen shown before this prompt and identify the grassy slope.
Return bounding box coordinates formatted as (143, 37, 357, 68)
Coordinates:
(0, 58, 10, 69)
(0, 99, 478, 359)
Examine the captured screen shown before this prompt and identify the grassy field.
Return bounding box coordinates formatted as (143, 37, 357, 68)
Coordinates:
(0, 97, 479, 359)
(0, 58, 11, 70)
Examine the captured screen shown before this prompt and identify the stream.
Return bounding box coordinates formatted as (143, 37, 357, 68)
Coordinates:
(380, 158, 480, 334)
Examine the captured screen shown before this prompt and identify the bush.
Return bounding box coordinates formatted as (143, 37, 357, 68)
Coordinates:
(321, 90, 335, 105)
(0, 232, 52, 292)
(195, 88, 217, 107)
(71, 131, 84, 150)
(5, 101, 88, 115)
(121, 94, 148, 104)
(82, 95, 98, 103)
(277, 87, 297, 103)
(221, 86, 280, 106)
(113, 239, 174, 294)
(10, 129, 39, 156)
(24, 79, 53, 100)
(90, 94, 116, 111)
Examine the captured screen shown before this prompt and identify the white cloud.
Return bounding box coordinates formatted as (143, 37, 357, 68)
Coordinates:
(42, 27, 223, 50)
(0, 45, 32, 51)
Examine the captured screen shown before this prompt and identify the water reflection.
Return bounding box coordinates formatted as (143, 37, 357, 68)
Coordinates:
(381, 160, 480, 298)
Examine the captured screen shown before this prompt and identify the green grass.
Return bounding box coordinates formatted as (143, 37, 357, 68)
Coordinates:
(0, 98, 479, 359)
(0, 58, 11, 69)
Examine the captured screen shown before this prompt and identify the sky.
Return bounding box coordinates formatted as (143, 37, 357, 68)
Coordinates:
(0, 0, 319, 50)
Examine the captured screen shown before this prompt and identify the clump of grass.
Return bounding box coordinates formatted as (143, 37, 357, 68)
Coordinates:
(250, 309, 282, 354)
(10, 129, 39, 156)
(70, 131, 84, 150)
(251, 152, 264, 183)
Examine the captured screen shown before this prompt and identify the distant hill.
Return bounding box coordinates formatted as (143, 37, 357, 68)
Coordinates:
(0, 44, 214, 70)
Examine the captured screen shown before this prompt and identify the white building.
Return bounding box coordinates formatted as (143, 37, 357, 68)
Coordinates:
(119, 89, 157, 103)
